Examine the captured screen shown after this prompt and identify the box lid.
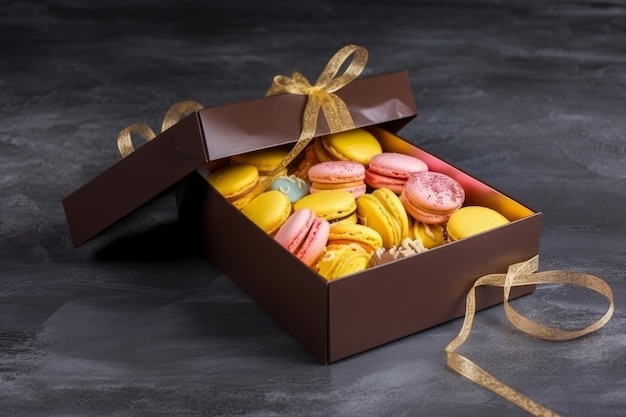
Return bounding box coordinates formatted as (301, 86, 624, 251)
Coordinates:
(63, 70, 418, 247)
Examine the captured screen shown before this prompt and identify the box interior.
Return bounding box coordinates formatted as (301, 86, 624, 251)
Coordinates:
(185, 127, 541, 364)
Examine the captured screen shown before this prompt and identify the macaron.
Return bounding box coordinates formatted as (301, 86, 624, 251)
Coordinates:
(356, 188, 410, 249)
(269, 175, 311, 204)
(314, 128, 382, 167)
(308, 160, 366, 198)
(315, 244, 372, 281)
(292, 144, 320, 179)
(409, 220, 445, 249)
(327, 223, 383, 253)
(400, 171, 465, 224)
(205, 163, 259, 209)
(446, 206, 510, 242)
(293, 190, 358, 225)
(241, 190, 292, 235)
(231, 147, 289, 176)
(365, 152, 429, 194)
(274, 208, 330, 267)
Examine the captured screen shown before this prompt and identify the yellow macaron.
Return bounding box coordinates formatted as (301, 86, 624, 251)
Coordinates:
(205, 163, 259, 209)
(293, 190, 357, 225)
(231, 147, 289, 176)
(409, 220, 445, 249)
(241, 190, 292, 235)
(315, 128, 382, 167)
(446, 206, 510, 242)
(327, 223, 384, 253)
(315, 244, 372, 281)
(356, 188, 410, 249)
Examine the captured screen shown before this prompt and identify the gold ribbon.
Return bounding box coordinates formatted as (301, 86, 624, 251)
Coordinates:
(116, 45, 366, 187)
(116, 100, 204, 158)
(446, 255, 614, 416)
(254, 44, 369, 194)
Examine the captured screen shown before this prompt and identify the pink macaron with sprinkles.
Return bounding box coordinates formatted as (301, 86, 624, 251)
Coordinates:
(365, 152, 429, 194)
(400, 171, 465, 224)
(274, 208, 330, 267)
(307, 160, 367, 198)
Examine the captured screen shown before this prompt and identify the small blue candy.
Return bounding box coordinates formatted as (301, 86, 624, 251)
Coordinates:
(270, 175, 311, 203)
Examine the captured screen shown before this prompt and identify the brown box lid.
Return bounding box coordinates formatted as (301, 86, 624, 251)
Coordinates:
(63, 70, 418, 247)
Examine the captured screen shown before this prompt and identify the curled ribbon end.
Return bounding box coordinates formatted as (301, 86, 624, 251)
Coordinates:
(446, 254, 614, 416)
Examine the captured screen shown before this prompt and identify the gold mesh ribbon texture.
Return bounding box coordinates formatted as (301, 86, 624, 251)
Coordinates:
(446, 255, 614, 417)
(116, 100, 204, 158)
(116, 44, 366, 185)
(253, 44, 369, 195)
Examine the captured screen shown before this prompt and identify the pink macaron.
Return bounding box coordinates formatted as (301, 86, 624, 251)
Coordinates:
(400, 171, 465, 224)
(365, 152, 429, 194)
(274, 208, 330, 267)
(307, 160, 367, 198)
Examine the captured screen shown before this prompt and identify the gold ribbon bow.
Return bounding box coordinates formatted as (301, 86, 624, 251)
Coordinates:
(446, 255, 614, 416)
(254, 44, 369, 194)
(116, 100, 204, 158)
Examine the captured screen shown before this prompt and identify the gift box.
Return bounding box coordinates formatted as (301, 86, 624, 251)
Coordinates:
(63, 46, 541, 364)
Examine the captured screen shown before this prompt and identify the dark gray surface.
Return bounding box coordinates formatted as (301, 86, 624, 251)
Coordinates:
(1, 1, 625, 416)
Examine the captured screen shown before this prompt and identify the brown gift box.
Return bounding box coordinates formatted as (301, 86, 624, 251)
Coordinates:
(63, 70, 541, 364)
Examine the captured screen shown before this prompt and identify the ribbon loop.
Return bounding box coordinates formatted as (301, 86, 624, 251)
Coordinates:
(268, 71, 313, 96)
(265, 44, 367, 134)
(313, 44, 368, 92)
(266, 44, 368, 97)
(116, 100, 204, 158)
(117, 123, 156, 158)
(503, 269, 615, 341)
(257, 45, 368, 195)
(161, 100, 204, 132)
(445, 255, 614, 416)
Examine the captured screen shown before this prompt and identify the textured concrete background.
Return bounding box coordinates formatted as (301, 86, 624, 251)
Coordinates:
(1, 1, 625, 416)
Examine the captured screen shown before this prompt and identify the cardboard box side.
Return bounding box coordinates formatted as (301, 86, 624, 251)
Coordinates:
(181, 129, 542, 364)
(198, 71, 417, 161)
(325, 131, 542, 363)
(63, 114, 207, 247)
(199, 178, 331, 363)
(327, 213, 541, 363)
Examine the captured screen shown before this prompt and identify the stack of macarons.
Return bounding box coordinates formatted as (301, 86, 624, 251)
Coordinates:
(327, 223, 383, 253)
(230, 147, 289, 178)
(399, 171, 465, 225)
(316, 244, 372, 281)
(294, 189, 358, 225)
(205, 147, 290, 209)
(274, 208, 330, 267)
(308, 160, 366, 198)
(313, 128, 382, 167)
(365, 152, 428, 194)
(356, 188, 409, 249)
(241, 190, 292, 236)
(203, 127, 512, 278)
(314, 223, 385, 280)
(205, 163, 260, 209)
